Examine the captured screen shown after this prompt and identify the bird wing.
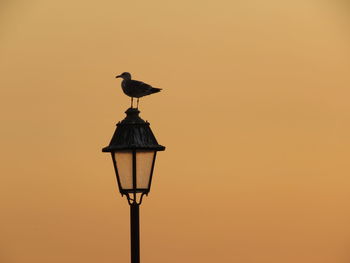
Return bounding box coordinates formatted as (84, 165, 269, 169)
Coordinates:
(130, 80, 154, 92)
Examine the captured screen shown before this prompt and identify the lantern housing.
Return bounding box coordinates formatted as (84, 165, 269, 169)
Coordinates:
(102, 108, 165, 204)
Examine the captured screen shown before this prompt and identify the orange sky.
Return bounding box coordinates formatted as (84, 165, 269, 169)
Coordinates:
(1, 1, 350, 262)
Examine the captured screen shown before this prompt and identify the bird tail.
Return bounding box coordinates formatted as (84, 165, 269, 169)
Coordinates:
(151, 87, 161, 93)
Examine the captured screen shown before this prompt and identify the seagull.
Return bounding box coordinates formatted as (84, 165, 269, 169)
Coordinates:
(116, 72, 161, 109)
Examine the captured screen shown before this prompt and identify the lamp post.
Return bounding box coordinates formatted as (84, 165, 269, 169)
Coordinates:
(102, 107, 165, 263)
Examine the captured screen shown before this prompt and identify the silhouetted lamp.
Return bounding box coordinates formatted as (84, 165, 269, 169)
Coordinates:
(102, 107, 165, 263)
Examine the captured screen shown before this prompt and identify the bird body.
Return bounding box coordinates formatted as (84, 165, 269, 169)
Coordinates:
(116, 72, 161, 108)
(121, 79, 161, 98)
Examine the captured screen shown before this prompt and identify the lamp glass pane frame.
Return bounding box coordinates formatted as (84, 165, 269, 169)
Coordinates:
(111, 150, 157, 195)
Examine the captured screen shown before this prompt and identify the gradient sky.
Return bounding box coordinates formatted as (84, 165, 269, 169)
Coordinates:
(1, 0, 350, 262)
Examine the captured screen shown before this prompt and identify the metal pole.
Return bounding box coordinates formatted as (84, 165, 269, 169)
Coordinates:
(130, 202, 140, 263)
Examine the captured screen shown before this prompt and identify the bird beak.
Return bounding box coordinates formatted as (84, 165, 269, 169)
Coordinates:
(116, 75, 121, 78)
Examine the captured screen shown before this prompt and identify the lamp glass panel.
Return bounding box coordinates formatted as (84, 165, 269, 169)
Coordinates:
(114, 152, 133, 190)
(136, 151, 155, 189)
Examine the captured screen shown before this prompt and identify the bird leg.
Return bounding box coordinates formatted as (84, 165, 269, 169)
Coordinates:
(130, 97, 133, 108)
(136, 98, 139, 109)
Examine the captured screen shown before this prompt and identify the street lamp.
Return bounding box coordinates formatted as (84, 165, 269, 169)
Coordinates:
(102, 107, 165, 263)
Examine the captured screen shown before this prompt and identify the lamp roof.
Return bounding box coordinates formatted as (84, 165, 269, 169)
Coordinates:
(102, 108, 165, 152)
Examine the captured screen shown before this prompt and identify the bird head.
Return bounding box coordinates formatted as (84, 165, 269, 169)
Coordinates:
(116, 72, 132, 80)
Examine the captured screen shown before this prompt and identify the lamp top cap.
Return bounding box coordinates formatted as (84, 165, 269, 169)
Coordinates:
(121, 107, 145, 124)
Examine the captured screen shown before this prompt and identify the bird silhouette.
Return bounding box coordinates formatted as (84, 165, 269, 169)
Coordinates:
(116, 72, 161, 109)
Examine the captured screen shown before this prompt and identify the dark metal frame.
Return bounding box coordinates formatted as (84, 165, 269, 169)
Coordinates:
(110, 150, 157, 205)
